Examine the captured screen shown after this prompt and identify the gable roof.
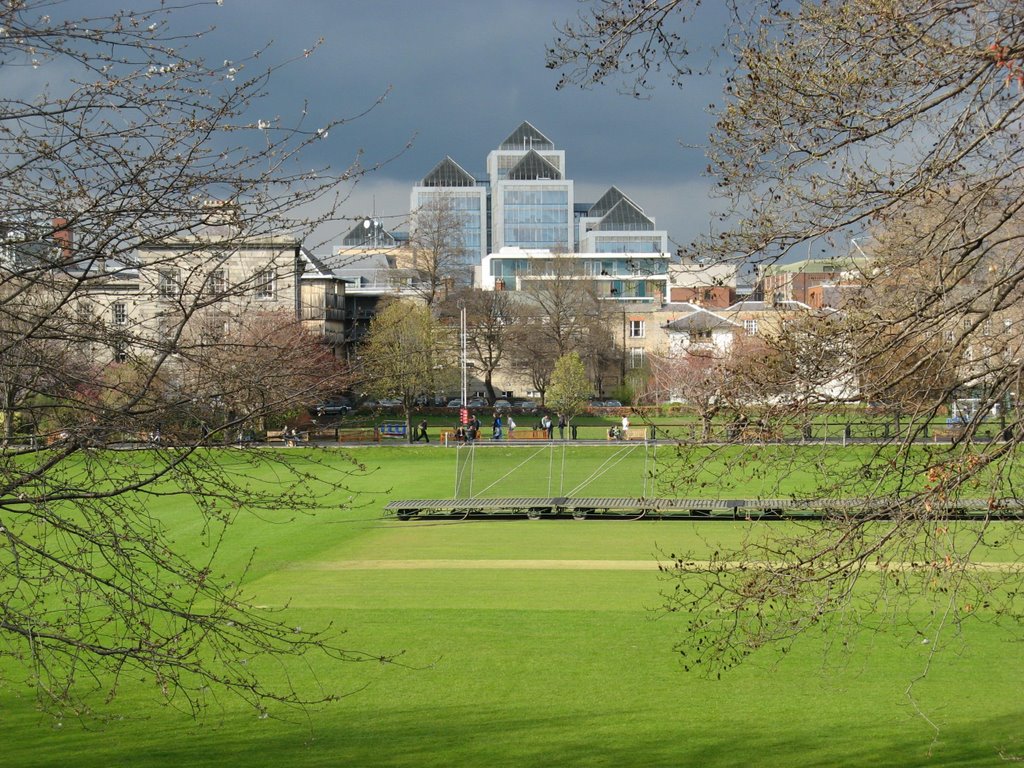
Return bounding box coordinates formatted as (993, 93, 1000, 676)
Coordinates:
(664, 306, 742, 332)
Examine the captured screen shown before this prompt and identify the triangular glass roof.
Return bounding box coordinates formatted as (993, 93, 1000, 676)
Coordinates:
(507, 150, 562, 180)
(341, 220, 397, 247)
(588, 186, 628, 218)
(499, 121, 554, 151)
(596, 199, 654, 231)
(421, 156, 476, 187)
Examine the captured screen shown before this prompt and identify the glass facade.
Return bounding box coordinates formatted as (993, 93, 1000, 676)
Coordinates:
(583, 258, 668, 276)
(502, 186, 570, 250)
(414, 189, 485, 268)
(494, 152, 563, 181)
(594, 237, 662, 253)
(490, 258, 529, 279)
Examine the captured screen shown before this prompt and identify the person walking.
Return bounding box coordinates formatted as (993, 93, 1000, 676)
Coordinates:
(620, 414, 630, 440)
(557, 413, 567, 440)
(492, 412, 503, 440)
(413, 419, 430, 443)
(542, 414, 553, 439)
(507, 414, 517, 439)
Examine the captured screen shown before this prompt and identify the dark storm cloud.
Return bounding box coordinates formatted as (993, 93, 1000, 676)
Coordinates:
(86, 0, 729, 246)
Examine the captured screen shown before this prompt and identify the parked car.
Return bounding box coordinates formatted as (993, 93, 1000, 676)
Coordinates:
(493, 399, 512, 411)
(378, 398, 403, 408)
(446, 399, 464, 408)
(602, 399, 623, 408)
(466, 398, 487, 408)
(513, 400, 538, 413)
(313, 399, 351, 416)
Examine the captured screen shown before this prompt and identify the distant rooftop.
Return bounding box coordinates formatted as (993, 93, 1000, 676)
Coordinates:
(499, 121, 554, 151)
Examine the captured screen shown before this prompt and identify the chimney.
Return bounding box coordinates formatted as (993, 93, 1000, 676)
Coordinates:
(52, 218, 73, 261)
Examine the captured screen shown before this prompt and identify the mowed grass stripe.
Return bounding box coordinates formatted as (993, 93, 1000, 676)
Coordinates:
(6, 447, 1024, 767)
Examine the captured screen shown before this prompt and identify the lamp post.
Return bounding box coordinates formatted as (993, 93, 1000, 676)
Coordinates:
(459, 302, 468, 425)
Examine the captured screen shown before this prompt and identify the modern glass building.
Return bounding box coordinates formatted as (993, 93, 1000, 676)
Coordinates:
(577, 186, 668, 253)
(481, 246, 669, 303)
(487, 122, 574, 252)
(409, 155, 488, 269)
(408, 122, 671, 270)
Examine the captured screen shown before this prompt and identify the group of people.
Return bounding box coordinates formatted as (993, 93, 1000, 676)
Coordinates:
(416, 409, 632, 444)
(448, 412, 518, 443)
(608, 414, 630, 440)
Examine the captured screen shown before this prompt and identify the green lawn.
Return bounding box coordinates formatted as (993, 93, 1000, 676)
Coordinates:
(3, 446, 1022, 767)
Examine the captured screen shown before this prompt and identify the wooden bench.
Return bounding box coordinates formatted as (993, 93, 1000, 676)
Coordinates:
(514, 429, 550, 440)
(931, 426, 965, 442)
(336, 428, 379, 443)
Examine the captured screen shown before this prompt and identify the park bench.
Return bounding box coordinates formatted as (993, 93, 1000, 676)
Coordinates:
(336, 428, 380, 443)
(515, 429, 550, 440)
(931, 426, 965, 442)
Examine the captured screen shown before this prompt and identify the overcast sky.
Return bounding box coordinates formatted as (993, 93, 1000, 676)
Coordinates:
(139, 1, 729, 252)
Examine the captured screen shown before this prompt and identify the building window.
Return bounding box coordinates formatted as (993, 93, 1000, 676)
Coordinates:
(689, 329, 713, 344)
(629, 348, 645, 369)
(158, 268, 179, 299)
(113, 342, 128, 363)
(208, 268, 228, 296)
(255, 269, 275, 299)
(111, 302, 127, 325)
(743, 319, 758, 336)
(629, 320, 645, 338)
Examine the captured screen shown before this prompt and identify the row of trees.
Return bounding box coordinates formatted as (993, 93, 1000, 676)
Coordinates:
(356, 269, 613, 439)
(366, 191, 625, 429)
